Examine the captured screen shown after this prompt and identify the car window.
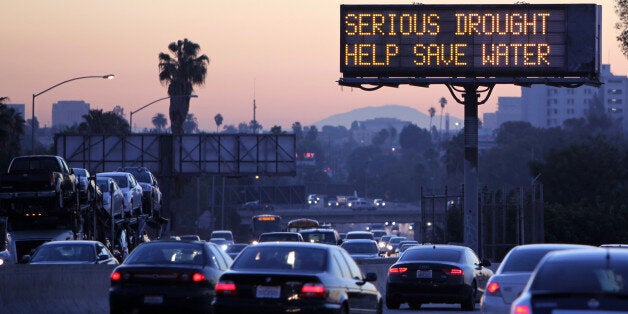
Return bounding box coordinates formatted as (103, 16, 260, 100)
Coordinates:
(339, 249, 363, 280)
(300, 231, 337, 245)
(502, 248, 563, 272)
(332, 251, 352, 279)
(400, 248, 462, 262)
(206, 243, 228, 270)
(532, 259, 628, 293)
(232, 246, 327, 271)
(96, 243, 111, 258)
(125, 242, 206, 265)
(342, 242, 378, 254)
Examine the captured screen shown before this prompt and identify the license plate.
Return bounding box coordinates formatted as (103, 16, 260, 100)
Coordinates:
(256, 285, 281, 298)
(143, 295, 163, 304)
(417, 270, 432, 278)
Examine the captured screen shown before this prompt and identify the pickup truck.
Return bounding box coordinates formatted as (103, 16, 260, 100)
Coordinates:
(0, 155, 77, 218)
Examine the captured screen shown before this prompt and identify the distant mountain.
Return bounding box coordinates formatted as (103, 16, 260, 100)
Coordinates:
(314, 104, 461, 130)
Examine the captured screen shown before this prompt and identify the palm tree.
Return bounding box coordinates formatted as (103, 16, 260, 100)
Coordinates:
(0, 101, 24, 166)
(183, 113, 199, 134)
(79, 109, 130, 135)
(428, 107, 436, 130)
(439, 97, 447, 134)
(152, 113, 168, 132)
(158, 38, 210, 134)
(214, 113, 223, 132)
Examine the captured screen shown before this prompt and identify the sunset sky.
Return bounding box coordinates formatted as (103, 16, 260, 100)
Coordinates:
(2, 0, 626, 131)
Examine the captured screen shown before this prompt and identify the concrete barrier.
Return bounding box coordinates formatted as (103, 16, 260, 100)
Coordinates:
(0, 264, 115, 314)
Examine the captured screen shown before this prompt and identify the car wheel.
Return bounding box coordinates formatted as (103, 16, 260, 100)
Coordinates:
(386, 297, 401, 310)
(408, 301, 422, 310)
(461, 281, 477, 311)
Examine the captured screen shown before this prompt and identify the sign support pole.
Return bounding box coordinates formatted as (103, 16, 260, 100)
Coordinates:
(446, 83, 494, 255)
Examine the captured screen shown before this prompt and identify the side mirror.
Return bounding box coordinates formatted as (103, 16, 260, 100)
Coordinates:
(365, 272, 377, 282)
(480, 259, 491, 267)
(98, 253, 110, 261)
(337, 239, 343, 245)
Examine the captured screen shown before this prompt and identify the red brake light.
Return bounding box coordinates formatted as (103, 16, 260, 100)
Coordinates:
(216, 281, 237, 296)
(513, 305, 530, 314)
(301, 283, 326, 298)
(443, 268, 464, 276)
(389, 266, 408, 273)
(50, 173, 55, 187)
(487, 282, 500, 294)
(192, 273, 206, 282)
(110, 271, 121, 281)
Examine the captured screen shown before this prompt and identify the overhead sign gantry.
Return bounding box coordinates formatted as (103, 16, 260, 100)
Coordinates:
(338, 3, 601, 254)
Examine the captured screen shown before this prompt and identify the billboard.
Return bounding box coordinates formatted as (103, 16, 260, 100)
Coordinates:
(340, 4, 600, 78)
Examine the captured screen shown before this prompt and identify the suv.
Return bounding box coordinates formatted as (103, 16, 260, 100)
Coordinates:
(210, 230, 234, 245)
(96, 172, 143, 216)
(299, 229, 341, 245)
(117, 167, 162, 218)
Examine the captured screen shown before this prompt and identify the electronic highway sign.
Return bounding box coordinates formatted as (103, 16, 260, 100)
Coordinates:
(340, 4, 600, 78)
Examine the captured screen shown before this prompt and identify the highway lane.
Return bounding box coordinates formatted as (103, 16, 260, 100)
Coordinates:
(385, 303, 481, 313)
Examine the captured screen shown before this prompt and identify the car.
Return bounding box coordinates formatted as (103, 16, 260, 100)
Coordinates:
(210, 230, 234, 245)
(480, 243, 593, 314)
(373, 198, 386, 207)
(225, 243, 248, 260)
(379, 235, 393, 250)
(340, 239, 381, 259)
(371, 229, 387, 242)
(212, 242, 382, 314)
(348, 198, 376, 210)
(307, 194, 323, 205)
(386, 244, 493, 311)
(325, 196, 339, 207)
(241, 200, 274, 211)
(96, 172, 143, 216)
(299, 228, 341, 245)
(179, 235, 202, 241)
(24, 240, 118, 265)
(96, 177, 125, 218)
(209, 238, 230, 250)
(72, 167, 98, 203)
(117, 166, 162, 218)
(511, 247, 628, 314)
(258, 232, 304, 242)
(385, 236, 407, 256)
(397, 240, 419, 254)
(345, 231, 375, 240)
(109, 239, 233, 313)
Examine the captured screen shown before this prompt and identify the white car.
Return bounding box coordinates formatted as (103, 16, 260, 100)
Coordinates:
(96, 172, 143, 216)
(96, 177, 125, 218)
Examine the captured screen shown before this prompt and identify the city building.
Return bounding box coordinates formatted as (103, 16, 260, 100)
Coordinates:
(520, 64, 627, 132)
(51, 100, 90, 128)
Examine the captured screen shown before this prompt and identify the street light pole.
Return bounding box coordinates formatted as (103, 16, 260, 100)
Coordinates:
(129, 94, 198, 132)
(31, 74, 114, 153)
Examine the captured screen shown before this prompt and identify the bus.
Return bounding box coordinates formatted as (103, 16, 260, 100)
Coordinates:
(252, 214, 282, 240)
(286, 218, 320, 233)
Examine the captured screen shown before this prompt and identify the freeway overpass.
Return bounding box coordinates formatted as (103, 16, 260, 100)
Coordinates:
(238, 203, 424, 226)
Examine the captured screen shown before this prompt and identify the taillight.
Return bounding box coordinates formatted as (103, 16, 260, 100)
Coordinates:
(486, 282, 500, 295)
(443, 268, 464, 276)
(110, 271, 121, 281)
(192, 273, 206, 282)
(216, 280, 237, 296)
(389, 266, 408, 273)
(50, 173, 55, 187)
(301, 283, 326, 298)
(513, 305, 530, 314)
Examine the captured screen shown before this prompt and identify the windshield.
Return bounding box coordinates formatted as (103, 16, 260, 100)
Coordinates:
(32, 244, 95, 262)
(532, 259, 628, 294)
(502, 248, 566, 272)
(346, 233, 374, 240)
(211, 232, 233, 241)
(400, 248, 462, 262)
(300, 231, 337, 244)
(96, 180, 110, 192)
(233, 246, 327, 271)
(125, 242, 206, 265)
(342, 242, 378, 254)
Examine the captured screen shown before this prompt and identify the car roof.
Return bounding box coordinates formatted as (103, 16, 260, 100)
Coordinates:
(251, 241, 333, 249)
(42, 240, 100, 246)
(545, 247, 628, 262)
(300, 228, 336, 233)
(342, 239, 377, 244)
(347, 231, 372, 234)
(97, 172, 129, 177)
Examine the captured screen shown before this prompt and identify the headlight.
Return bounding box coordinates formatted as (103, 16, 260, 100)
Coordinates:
(378, 242, 385, 248)
(221, 245, 228, 251)
(0, 259, 4, 266)
(387, 245, 393, 250)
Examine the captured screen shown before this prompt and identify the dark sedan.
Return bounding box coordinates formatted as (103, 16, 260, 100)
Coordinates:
(386, 244, 493, 311)
(511, 247, 628, 314)
(109, 240, 232, 313)
(25, 240, 118, 265)
(212, 242, 382, 314)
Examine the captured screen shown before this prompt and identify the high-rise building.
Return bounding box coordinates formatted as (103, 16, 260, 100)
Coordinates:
(520, 64, 627, 131)
(51, 100, 90, 128)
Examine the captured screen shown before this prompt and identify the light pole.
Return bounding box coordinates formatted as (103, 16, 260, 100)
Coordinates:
(31, 74, 115, 152)
(129, 94, 198, 132)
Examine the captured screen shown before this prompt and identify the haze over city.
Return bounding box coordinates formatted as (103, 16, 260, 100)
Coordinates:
(1, 0, 625, 131)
